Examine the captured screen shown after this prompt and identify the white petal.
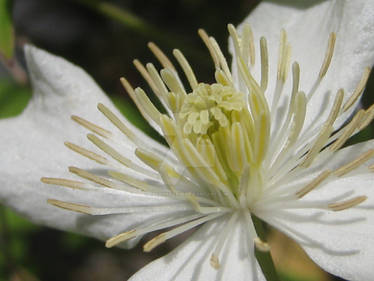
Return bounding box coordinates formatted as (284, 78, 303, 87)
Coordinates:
(258, 140, 374, 280)
(129, 217, 265, 281)
(0, 45, 175, 246)
(232, 0, 374, 131)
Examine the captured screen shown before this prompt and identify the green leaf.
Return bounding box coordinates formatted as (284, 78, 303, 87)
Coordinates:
(0, 0, 14, 59)
(0, 79, 31, 118)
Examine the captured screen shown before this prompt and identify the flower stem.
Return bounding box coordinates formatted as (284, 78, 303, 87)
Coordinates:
(252, 215, 279, 281)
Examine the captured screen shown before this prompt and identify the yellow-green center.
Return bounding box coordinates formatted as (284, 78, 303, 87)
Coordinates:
(179, 83, 245, 136)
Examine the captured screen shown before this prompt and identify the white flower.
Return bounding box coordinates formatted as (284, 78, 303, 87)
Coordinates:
(1, 0, 374, 280)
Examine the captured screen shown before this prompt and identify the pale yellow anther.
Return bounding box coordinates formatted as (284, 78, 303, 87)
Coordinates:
(71, 115, 112, 139)
(215, 69, 232, 87)
(68, 166, 117, 189)
(359, 104, 374, 130)
(277, 29, 291, 83)
(173, 49, 198, 90)
(106, 230, 137, 248)
(135, 148, 180, 179)
(41, 177, 86, 190)
(286, 91, 306, 148)
(301, 89, 344, 167)
(329, 110, 365, 152)
(254, 237, 271, 252)
(146, 63, 170, 104)
(334, 150, 374, 177)
(319, 32, 336, 78)
(296, 170, 331, 198)
(134, 87, 162, 125)
(87, 133, 132, 167)
(260, 37, 269, 91)
(133, 59, 160, 96)
(108, 170, 150, 191)
(143, 233, 167, 252)
(47, 199, 92, 215)
(210, 254, 220, 269)
(210, 33, 233, 82)
(148, 41, 175, 70)
(160, 68, 187, 97)
(64, 141, 108, 165)
(198, 28, 219, 68)
(120, 77, 162, 128)
(328, 196, 367, 211)
(343, 67, 372, 112)
(241, 24, 255, 67)
(97, 103, 137, 143)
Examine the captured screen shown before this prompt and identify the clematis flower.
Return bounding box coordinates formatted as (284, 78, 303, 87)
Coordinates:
(1, 0, 374, 280)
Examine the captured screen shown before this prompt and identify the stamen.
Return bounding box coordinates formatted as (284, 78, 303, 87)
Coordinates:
(308, 32, 336, 100)
(318, 32, 336, 78)
(143, 213, 222, 252)
(254, 237, 271, 252)
(215, 69, 233, 87)
(120, 77, 162, 133)
(241, 24, 255, 66)
(277, 29, 291, 83)
(186, 193, 228, 214)
(328, 196, 367, 211)
(198, 28, 219, 68)
(147, 42, 175, 70)
(290, 62, 300, 108)
(286, 91, 306, 148)
(301, 89, 344, 167)
(106, 230, 137, 248)
(210, 213, 237, 270)
(106, 213, 204, 248)
(41, 177, 87, 190)
(210, 32, 233, 82)
(108, 170, 151, 191)
(334, 149, 374, 177)
(48, 199, 190, 215)
(295, 170, 331, 198)
(47, 199, 92, 214)
(97, 103, 137, 144)
(343, 67, 372, 112)
(134, 87, 162, 125)
(146, 63, 170, 107)
(71, 115, 112, 138)
(210, 255, 220, 270)
(133, 59, 161, 96)
(172, 49, 198, 90)
(64, 141, 108, 165)
(260, 37, 269, 91)
(135, 148, 180, 178)
(358, 104, 374, 131)
(68, 166, 120, 189)
(329, 109, 365, 152)
(86, 134, 127, 167)
(160, 68, 187, 97)
(157, 164, 177, 194)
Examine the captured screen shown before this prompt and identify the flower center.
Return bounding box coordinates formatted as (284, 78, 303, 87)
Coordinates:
(179, 83, 245, 136)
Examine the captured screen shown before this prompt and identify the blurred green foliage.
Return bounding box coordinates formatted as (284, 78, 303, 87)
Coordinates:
(0, 79, 30, 118)
(0, 0, 14, 58)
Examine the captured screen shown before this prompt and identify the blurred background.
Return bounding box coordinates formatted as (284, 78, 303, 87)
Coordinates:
(0, 0, 373, 280)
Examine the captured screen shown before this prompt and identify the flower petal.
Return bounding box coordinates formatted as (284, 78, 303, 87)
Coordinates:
(258, 140, 374, 281)
(0, 45, 175, 246)
(232, 0, 374, 131)
(129, 217, 265, 281)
